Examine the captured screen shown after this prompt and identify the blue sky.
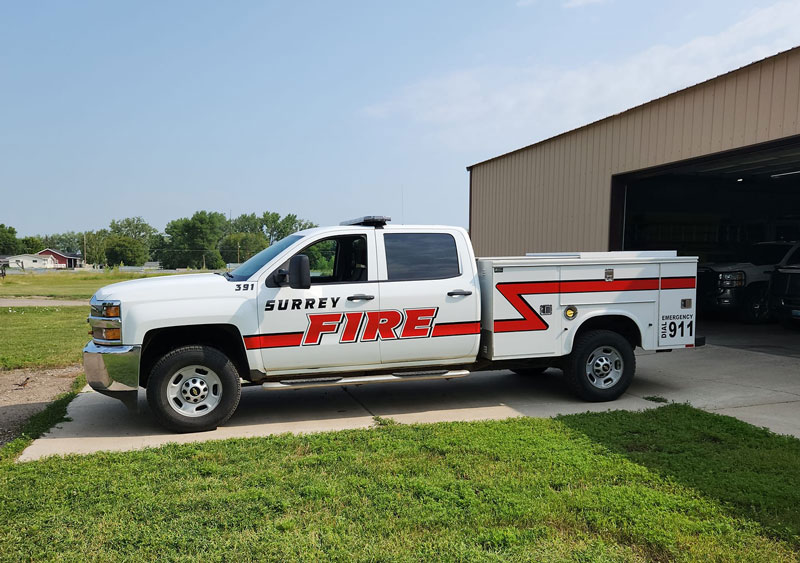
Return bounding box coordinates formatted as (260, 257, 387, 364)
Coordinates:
(2, 1, 799, 236)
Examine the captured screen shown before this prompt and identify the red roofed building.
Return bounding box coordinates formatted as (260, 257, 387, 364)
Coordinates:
(37, 249, 84, 269)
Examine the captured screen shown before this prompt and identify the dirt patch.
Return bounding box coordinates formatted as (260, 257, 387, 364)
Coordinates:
(0, 365, 81, 445)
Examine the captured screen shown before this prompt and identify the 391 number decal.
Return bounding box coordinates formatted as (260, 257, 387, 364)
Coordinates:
(235, 283, 255, 291)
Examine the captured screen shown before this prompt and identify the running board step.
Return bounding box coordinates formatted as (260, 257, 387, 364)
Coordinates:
(262, 370, 470, 391)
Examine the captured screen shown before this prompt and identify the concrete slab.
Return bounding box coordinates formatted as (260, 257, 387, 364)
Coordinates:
(19, 343, 800, 461)
(711, 401, 800, 437)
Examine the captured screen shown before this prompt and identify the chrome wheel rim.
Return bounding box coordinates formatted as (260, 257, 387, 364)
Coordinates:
(166, 365, 222, 417)
(585, 345, 624, 389)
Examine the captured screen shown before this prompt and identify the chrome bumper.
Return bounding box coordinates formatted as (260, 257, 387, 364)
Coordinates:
(83, 341, 141, 410)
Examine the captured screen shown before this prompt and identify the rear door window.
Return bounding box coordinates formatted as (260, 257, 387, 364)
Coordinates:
(384, 233, 460, 281)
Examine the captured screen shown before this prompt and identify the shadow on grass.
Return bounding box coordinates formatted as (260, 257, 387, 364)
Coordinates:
(558, 403, 800, 547)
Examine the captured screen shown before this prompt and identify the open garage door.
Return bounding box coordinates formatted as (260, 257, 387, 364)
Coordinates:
(610, 135, 800, 356)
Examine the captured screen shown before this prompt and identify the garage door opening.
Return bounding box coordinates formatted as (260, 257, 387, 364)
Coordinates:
(609, 135, 800, 354)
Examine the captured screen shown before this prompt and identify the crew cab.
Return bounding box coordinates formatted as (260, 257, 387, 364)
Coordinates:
(697, 241, 800, 322)
(84, 216, 700, 432)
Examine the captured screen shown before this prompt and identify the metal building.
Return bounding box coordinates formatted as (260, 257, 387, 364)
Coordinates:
(468, 46, 800, 260)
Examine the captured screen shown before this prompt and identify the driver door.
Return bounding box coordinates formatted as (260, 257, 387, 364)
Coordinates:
(256, 230, 380, 373)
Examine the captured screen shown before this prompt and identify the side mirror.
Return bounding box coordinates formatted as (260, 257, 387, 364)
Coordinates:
(289, 255, 311, 289)
(273, 269, 289, 286)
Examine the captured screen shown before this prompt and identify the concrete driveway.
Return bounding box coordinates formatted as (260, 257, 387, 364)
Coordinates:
(19, 341, 800, 461)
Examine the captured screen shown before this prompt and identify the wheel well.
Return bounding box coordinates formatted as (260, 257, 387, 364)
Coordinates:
(140, 324, 249, 387)
(573, 315, 641, 349)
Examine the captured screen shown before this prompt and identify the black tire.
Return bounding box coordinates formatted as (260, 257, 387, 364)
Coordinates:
(146, 345, 242, 433)
(511, 367, 549, 376)
(739, 286, 770, 324)
(564, 330, 635, 402)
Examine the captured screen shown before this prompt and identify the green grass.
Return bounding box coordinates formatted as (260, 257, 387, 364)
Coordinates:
(1, 406, 798, 561)
(0, 306, 88, 370)
(0, 271, 175, 300)
(559, 404, 800, 547)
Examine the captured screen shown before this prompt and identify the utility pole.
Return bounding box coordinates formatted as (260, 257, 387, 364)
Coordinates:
(83, 232, 87, 266)
(237, 241, 240, 264)
(202, 253, 206, 270)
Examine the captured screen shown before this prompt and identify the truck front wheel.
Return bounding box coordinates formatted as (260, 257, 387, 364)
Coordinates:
(146, 345, 242, 432)
(564, 330, 635, 402)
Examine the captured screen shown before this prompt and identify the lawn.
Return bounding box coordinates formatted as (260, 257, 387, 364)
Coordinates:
(0, 306, 88, 370)
(0, 271, 176, 300)
(1, 405, 798, 561)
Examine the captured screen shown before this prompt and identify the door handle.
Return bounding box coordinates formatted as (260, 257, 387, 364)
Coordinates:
(347, 294, 375, 301)
(447, 289, 473, 297)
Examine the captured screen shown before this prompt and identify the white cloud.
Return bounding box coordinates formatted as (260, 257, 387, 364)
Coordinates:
(365, 1, 800, 156)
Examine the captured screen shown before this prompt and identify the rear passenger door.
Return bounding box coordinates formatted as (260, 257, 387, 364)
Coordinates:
(376, 229, 480, 364)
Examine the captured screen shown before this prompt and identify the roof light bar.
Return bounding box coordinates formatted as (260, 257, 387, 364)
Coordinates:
(340, 216, 391, 227)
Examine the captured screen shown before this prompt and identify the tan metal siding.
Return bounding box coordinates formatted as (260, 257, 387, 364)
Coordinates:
(470, 47, 800, 256)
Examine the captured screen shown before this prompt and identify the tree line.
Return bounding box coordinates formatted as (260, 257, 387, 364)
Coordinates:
(0, 211, 316, 269)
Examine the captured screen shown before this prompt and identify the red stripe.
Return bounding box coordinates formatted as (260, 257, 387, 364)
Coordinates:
(560, 278, 659, 293)
(661, 277, 696, 289)
(431, 321, 481, 337)
(244, 333, 303, 349)
(494, 283, 551, 333)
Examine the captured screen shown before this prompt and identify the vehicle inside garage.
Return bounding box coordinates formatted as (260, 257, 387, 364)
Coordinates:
(616, 137, 800, 259)
(613, 136, 800, 348)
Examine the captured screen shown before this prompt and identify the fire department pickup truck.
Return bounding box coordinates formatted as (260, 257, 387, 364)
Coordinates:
(84, 216, 700, 432)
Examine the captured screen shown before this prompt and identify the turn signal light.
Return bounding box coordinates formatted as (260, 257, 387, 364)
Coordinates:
(94, 327, 121, 341)
(102, 305, 121, 318)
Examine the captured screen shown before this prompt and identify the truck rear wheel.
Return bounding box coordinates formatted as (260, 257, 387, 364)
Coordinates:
(564, 330, 635, 402)
(146, 345, 241, 433)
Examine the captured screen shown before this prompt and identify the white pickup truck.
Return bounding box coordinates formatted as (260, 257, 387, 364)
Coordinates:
(84, 216, 700, 432)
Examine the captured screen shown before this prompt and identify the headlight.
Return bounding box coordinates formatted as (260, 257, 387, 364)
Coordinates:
(88, 297, 122, 345)
(718, 271, 745, 288)
(101, 305, 120, 318)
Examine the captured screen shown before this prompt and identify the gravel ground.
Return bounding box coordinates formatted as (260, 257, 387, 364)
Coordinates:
(0, 365, 81, 446)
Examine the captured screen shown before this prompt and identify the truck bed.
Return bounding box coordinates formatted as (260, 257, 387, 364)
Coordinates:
(477, 251, 698, 360)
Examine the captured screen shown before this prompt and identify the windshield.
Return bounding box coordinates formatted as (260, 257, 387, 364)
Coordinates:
(229, 235, 303, 280)
(745, 243, 793, 266)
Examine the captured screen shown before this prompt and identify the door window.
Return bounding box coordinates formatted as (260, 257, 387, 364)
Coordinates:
(300, 235, 368, 284)
(384, 233, 460, 281)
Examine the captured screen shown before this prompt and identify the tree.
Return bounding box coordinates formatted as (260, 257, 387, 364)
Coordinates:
(41, 232, 82, 254)
(109, 217, 157, 261)
(261, 212, 316, 245)
(105, 235, 148, 266)
(0, 225, 21, 255)
(20, 236, 44, 254)
(84, 230, 108, 266)
(160, 211, 228, 269)
(110, 217, 157, 242)
(218, 232, 269, 264)
(230, 213, 263, 235)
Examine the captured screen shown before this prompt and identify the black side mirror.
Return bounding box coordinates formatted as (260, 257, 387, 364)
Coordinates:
(273, 268, 289, 286)
(289, 254, 311, 289)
